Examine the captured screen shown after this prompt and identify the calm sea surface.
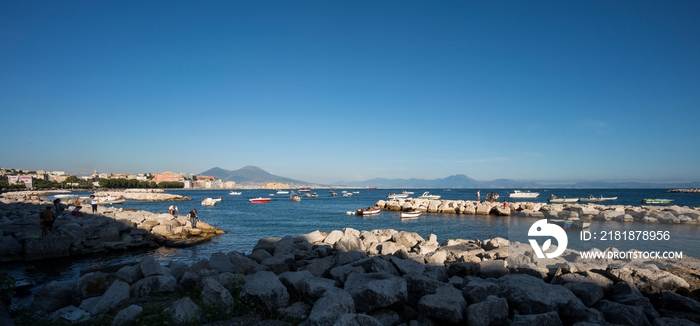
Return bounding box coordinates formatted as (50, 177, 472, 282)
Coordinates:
(4, 188, 700, 305)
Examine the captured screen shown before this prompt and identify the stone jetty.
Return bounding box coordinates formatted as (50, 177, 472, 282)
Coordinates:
(669, 189, 700, 193)
(92, 190, 190, 202)
(0, 195, 223, 263)
(21, 228, 700, 325)
(377, 198, 700, 224)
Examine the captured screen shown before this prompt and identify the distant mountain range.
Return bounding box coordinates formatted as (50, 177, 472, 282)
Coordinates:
(200, 166, 700, 189)
(199, 166, 309, 185)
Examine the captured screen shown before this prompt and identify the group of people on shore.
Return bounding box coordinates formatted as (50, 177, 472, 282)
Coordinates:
(476, 190, 500, 203)
(168, 205, 200, 228)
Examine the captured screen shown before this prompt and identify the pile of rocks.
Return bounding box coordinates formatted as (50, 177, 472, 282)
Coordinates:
(376, 198, 700, 224)
(0, 198, 224, 262)
(27, 228, 700, 325)
(92, 191, 190, 202)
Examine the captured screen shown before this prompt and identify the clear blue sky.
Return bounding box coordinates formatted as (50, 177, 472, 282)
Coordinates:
(1, 1, 699, 184)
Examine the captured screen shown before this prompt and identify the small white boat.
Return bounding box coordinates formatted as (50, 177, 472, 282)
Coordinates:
(401, 211, 422, 219)
(402, 191, 414, 195)
(54, 194, 76, 199)
(548, 195, 578, 203)
(570, 218, 591, 229)
(289, 191, 301, 202)
(356, 207, 381, 216)
(276, 190, 289, 195)
(229, 191, 242, 195)
(509, 190, 540, 198)
(642, 198, 673, 204)
(578, 195, 617, 202)
(548, 198, 579, 203)
(201, 197, 222, 206)
(418, 192, 441, 200)
(298, 187, 311, 193)
(387, 193, 409, 199)
(99, 197, 125, 204)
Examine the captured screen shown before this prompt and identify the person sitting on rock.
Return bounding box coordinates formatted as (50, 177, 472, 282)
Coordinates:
(39, 206, 56, 236)
(72, 206, 83, 217)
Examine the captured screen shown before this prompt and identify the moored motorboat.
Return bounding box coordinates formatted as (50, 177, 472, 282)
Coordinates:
(401, 211, 422, 219)
(642, 198, 673, 204)
(548, 194, 578, 203)
(329, 191, 338, 197)
(549, 219, 573, 229)
(229, 191, 242, 195)
(276, 190, 289, 195)
(249, 197, 271, 203)
(387, 193, 409, 199)
(201, 197, 222, 206)
(579, 195, 617, 202)
(509, 190, 540, 198)
(570, 218, 591, 229)
(355, 207, 381, 216)
(289, 192, 301, 202)
(418, 192, 441, 200)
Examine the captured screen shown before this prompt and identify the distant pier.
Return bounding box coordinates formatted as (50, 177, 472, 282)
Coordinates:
(668, 188, 700, 193)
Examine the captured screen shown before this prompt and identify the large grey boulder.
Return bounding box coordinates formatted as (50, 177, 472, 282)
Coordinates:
(608, 282, 660, 321)
(240, 271, 289, 310)
(344, 272, 407, 312)
(387, 255, 425, 276)
(77, 272, 119, 298)
(201, 277, 233, 312)
(279, 270, 315, 297)
(329, 264, 365, 286)
(497, 274, 603, 324)
(166, 297, 200, 325)
(403, 273, 444, 306)
(24, 236, 71, 261)
(308, 288, 355, 326)
(462, 276, 500, 304)
(49, 305, 91, 324)
(351, 257, 399, 276)
(562, 282, 604, 307)
(31, 280, 78, 312)
(333, 313, 384, 326)
(227, 251, 267, 275)
(417, 285, 467, 324)
(130, 275, 177, 298)
(0, 235, 23, 262)
(278, 301, 312, 320)
(465, 295, 509, 326)
(511, 311, 562, 326)
(262, 252, 295, 275)
(594, 299, 651, 326)
(89, 280, 130, 315)
(299, 277, 340, 303)
(661, 290, 700, 313)
(607, 266, 689, 294)
(139, 256, 167, 277)
(207, 252, 236, 273)
(116, 264, 144, 284)
(111, 304, 142, 326)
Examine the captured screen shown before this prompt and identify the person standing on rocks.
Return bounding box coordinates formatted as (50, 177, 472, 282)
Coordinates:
(477, 190, 481, 202)
(89, 195, 98, 213)
(187, 209, 199, 228)
(40, 206, 56, 236)
(53, 198, 65, 217)
(168, 205, 180, 217)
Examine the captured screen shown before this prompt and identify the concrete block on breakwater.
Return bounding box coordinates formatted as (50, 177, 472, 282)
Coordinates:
(376, 198, 700, 225)
(24, 228, 700, 325)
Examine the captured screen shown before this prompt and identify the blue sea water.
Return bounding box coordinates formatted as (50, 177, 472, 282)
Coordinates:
(4, 188, 700, 302)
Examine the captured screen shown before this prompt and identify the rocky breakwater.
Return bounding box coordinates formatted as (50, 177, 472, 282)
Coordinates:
(23, 228, 700, 325)
(377, 198, 517, 216)
(377, 198, 700, 225)
(0, 197, 224, 263)
(92, 191, 190, 202)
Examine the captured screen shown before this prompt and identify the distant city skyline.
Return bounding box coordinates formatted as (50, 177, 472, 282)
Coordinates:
(1, 2, 699, 185)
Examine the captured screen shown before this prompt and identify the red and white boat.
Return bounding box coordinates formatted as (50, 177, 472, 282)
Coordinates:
(249, 197, 271, 203)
